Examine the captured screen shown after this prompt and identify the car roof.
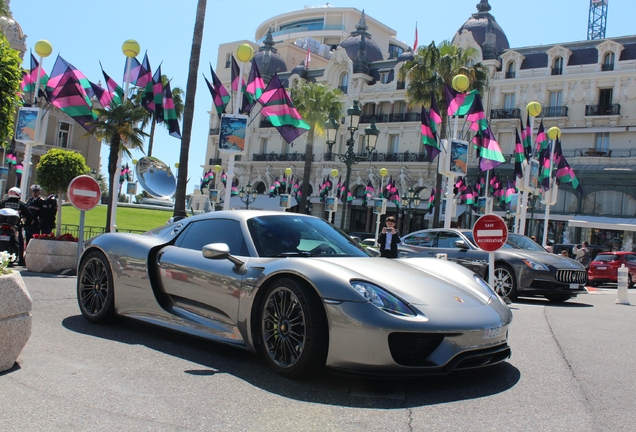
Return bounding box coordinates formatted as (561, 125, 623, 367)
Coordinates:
(597, 251, 634, 255)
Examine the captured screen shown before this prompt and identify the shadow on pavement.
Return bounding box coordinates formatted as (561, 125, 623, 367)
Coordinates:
(514, 298, 593, 308)
(62, 314, 520, 409)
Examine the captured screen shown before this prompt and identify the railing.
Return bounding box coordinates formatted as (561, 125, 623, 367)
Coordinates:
(542, 106, 569, 117)
(396, 81, 405, 90)
(60, 224, 146, 240)
(338, 85, 348, 94)
(209, 128, 219, 135)
(602, 63, 614, 71)
(490, 108, 521, 119)
(208, 158, 222, 165)
(260, 119, 274, 128)
(505, 71, 516, 79)
(551, 67, 563, 75)
(360, 113, 420, 124)
(585, 104, 621, 116)
(259, 24, 346, 41)
(252, 153, 311, 162)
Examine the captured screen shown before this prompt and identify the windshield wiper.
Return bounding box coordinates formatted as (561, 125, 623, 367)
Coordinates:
(271, 251, 313, 258)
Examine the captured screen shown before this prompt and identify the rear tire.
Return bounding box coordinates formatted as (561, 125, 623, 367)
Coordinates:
(77, 251, 115, 323)
(491, 263, 518, 300)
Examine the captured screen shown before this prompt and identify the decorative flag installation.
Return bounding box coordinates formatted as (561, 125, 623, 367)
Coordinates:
(554, 138, 583, 193)
(429, 91, 442, 136)
(46, 55, 93, 100)
(244, 59, 266, 114)
(535, 120, 548, 155)
(260, 77, 310, 144)
(205, 64, 230, 118)
(514, 127, 525, 179)
(427, 188, 436, 214)
(466, 93, 488, 132)
(471, 125, 505, 171)
(100, 65, 124, 107)
(20, 53, 49, 97)
(420, 106, 440, 160)
(49, 66, 97, 131)
(444, 83, 478, 117)
(413, 23, 418, 51)
(521, 113, 532, 160)
(162, 80, 181, 139)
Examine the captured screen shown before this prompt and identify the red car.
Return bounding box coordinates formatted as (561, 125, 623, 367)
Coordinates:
(587, 252, 636, 287)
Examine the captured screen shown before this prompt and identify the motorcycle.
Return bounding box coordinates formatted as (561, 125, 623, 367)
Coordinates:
(0, 208, 22, 264)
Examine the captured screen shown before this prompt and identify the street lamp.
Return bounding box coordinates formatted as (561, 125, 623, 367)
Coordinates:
(324, 117, 339, 161)
(401, 186, 421, 234)
(239, 182, 258, 209)
(332, 101, 380, 231)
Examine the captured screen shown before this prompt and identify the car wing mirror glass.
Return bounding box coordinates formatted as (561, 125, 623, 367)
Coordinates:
(455, 240, 469, 249)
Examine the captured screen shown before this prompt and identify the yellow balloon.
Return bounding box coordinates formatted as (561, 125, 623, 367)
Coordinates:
(122, 39, 140, 58)
(34, 40, 53, 58)
(132, 159, 138, 165)
(379, 168, 388, 177)
(174, 162, 180, 168)
(452, 74, 470, 92)
(214, 165, 222, 172)
(331, 169, 339, 178)
(236, 43, 254, 63)
(527, 101, 542, 117)
(285, 167, 293, 176)
(547, 126, 561, 140)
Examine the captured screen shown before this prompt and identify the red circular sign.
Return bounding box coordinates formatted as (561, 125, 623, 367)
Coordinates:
(472, 214, 508, 252)
(67, 175, 101, 211)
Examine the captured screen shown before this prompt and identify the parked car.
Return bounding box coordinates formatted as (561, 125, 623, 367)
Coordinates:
(399, 229, 588, 302)
(587, 252, 636, 287)
(552, 244, 610, 260)
(76, 211, 512, 378)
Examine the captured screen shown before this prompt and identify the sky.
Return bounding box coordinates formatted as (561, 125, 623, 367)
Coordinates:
(10, 0, 635, 194)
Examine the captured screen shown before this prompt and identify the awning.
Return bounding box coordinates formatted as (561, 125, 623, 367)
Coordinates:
(229, 195, 294, 211)
(568, 215, 636, 232)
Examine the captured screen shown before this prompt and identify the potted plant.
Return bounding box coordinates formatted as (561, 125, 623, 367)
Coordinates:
(25, 232, 79, 274)
(0, 251, 32, 372)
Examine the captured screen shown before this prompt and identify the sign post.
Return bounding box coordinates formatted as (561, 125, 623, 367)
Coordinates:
(67, 175, 101, 264)
(473, 214, 508, 292)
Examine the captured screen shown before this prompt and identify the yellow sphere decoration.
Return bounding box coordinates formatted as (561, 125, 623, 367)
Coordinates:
(547, 126, 562, 140)
(527, 101, 542, 117)
(236, 44, 254, 63)
(285, 167, 293, 176)
(174, 162, 180, 169)
(132, 159, 138, 165)
(379, 168, 388, 177)
(331, 169, 339, 178)
(452, 74, 470, 92)
(214, 164, 222, 172)
(122, 39, 140, 58)
(34, 40, 53, 58)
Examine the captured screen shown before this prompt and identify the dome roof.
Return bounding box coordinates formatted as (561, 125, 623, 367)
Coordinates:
(454, 0, 509, 59)
(254, 28, 288, 77)
(339, 11, 383, 67)
(396, 49, 414, 63)
(0, 16, 26, 56)
(290, 62, 307, 78)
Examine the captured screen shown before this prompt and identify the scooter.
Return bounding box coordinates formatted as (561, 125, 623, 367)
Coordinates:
(0, 208, 22, 264)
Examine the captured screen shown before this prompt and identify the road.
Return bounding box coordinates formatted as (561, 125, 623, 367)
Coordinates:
(1, 273, 635, 431)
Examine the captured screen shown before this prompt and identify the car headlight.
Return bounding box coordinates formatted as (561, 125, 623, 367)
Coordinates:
(351, 281, 415, 316)
(522, 259, 549, 271)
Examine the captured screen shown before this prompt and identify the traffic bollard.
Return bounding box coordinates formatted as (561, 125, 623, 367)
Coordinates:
(616, 264, 630, 305)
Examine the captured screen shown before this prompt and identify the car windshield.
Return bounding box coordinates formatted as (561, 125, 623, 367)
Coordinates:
(506, 234, 548, 252)
(595, 254, 620, 262)
(247, 215, 369, 258)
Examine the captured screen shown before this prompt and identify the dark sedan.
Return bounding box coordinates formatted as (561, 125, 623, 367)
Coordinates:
(399, 229, 587, 302)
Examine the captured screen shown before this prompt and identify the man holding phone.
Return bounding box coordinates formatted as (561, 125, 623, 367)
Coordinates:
(378, 216, 401, 258)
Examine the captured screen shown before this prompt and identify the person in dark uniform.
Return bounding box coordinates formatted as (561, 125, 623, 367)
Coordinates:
(25, 184, 45, 243)
(40, 193, 58, 235)
(0, 187, 33, 265)
(378, 216, 401, 258)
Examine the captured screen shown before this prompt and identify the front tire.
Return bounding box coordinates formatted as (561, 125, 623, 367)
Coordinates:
(259, 278, 327, 378)
(491, 263, 518, 300)
(77, 251, 115, 323)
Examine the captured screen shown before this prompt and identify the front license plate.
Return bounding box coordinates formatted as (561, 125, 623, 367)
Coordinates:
(484, 325, 503, 339)
(597, 266, 607, 270)
(0, 235, 9, 241)
(570, 283, 580, 289)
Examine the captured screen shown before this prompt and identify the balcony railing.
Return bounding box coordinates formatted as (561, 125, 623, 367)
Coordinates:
(551, 67, 563, 75)
(360, 113, 420, 124)
(252, 152, 311, 162)
(208, 158, 222, 165)
(209, 128, 220, 135)
(396, 81, 405, 90)
(338, 85, 348, 94)
(542, 106, 569, 117)
(260, 119, 274, 128)
(505, 71, 516, 79)
(490, 108, 521, 119)
(585, 104, 621, 116)
(602, 63, 614, 71)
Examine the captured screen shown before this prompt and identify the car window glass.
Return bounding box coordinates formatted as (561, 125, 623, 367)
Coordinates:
(176, 219, 247, 255)
(436, 232, 461, 248)
(595, 254, 619, 262)
(627, 255, 636, 263)
(404, 233, 434, 246)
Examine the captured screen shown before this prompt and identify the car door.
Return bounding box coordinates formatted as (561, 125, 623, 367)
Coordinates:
(157, 218, 248, 326)
(433, 231, 477, 261)
(625, 254, 636, 281)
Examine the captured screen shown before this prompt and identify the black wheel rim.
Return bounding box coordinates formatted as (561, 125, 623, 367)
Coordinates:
(493, 268, 514, 298)
(79, 257, 109, 316)
(262, 287, 306, 369)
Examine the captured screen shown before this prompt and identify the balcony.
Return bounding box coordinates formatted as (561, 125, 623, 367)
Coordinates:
(551, 67, 563, 75)
(585, 104, 620, 116)
(259, 24, 346, 42)
(209, 128, 220, 135)
(601, 63, 614, 71)
(396, 81, 405, 90)
(260, 119, 274, 128)
(252, 152, 311, 162)
(490, 108, 521, 119)
(505, 71, 516, 79)
(360, 113, 420, 124)
(208, 158, 222, 165)
(542, 106, 568, 117)
(338, 85, 348, 94)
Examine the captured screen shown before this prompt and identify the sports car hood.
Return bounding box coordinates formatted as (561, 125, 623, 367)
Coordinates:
(498, 250, 585, 269)
(317, 257, 498, 308)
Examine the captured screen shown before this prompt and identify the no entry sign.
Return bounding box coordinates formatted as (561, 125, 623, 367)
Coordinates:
(472, 214, 508, 252)
(68, 175, 101, 211)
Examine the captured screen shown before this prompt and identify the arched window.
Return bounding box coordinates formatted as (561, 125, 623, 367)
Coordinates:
(552, 56, 563, 75)
(255, 181, 266, 194)
(582, 191, 636, 216)
(339, 73, 349, 94)
(552, 189, 578, 213)
(602, 52, 615, 71)
(505, 62, 515, 79)
(353, 185, 366, 198)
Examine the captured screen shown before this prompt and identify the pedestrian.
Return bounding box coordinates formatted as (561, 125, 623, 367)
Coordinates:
(560, 249, 569, 258)
(530, 235, 537, 243)
(378, 216, 401, 258)
(573, 241, 591, 269)
(40, 193, 58, 235)
(0, 187, 33, 266)
(25, 184, 44, 243)
(545, 240, 553, 253)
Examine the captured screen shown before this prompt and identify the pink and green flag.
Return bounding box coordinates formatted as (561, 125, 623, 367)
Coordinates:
(46, 55, 92, 100)
(162, 80, 181, 139)
(471, 125, 505, 171)
(49, 67, 97, 131)
(534, 120, 548, 155)
(555, 147, 583, 194)
(429, 91, 442, 136)
(100, 64, 124, 106)
(444, 83, 478, 117)
(521, 113, 532, 159)
(260, 82, 310, 144)
(20, 53, 49, 96)
(466, 93, 488, 132)
(514, 127, 525, 179)
(244, 59, 266, 114)
(420, 106, 440, 161)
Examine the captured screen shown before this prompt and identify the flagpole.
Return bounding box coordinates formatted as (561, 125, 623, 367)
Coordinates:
(517, 102, 541, 236)
(541, 128, 560, 247)
(375, 168, 388, 244)
(443, 114, 459, 229)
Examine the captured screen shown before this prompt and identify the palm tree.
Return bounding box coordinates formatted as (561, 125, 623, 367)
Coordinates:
(174, 0, 206, 217)
(139, 76, 184, 157)
(87, 99, 148, 231)
(290, 82, 343, 214)
(399, 40, 489, 227)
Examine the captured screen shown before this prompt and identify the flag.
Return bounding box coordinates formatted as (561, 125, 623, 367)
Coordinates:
(150, 65, 164, 122)
(123, 56, 143, 87)
(5, 141, 17, 168)
(538, 145, 552, 191)
(429, 91, 442, 136)
(471, 125, 505, 171)
(20, 53, 49, 96)
(100, 64, 124, 106)
(258, 73, 284, 105)
(555, 146, 583, 194)
(444, 83, 477, 117)
(89, 81, 114, 109)
(46, 55, 92, 100)
(15, 161, 23, 183)
(427, 188, 436, 214)
(521, 113, 532, 160)
(135, 53, 152, 88)
(514, 127, 525, 179)
(162, 80, 181, 138)
(504, 179, 516, 208)
(364, 180, 375, 204)
(535, 120, 548, 155)
(260, 83, 310, 144)
(305, 47, 311, 67)
(420, 106, 440, 161)
(466, 93, 488, 132)
(50, 66, 97, 131)
(206, 64, 230, 118)
(413, 23, 418, 51)
(221, 170, 227, 186)
(244, 59, 266, 114)
(231, 56, 243, 92)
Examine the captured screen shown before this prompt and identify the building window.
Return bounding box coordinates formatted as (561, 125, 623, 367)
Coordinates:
(503, 93, 515, 109)
(552, 56, 563, 75)
(388, 44, 403, 59)
(259, 138, 268, 154)
(339, 73, 349, 94)
(602, 52, 615, 71)
(595, 132, 610, 151)
(549, 91, 562, 107)
(505, 62, 515, 79)
(388, 134, 399, 154)
(380, 72, 390, 84)
(57, 122, 71, 148)
(225, 53, 232, 68)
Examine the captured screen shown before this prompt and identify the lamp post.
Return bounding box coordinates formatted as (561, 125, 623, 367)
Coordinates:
(401, 186, 421, 234)
(331, 101, 380, 231)
(324, 117, 339, 162)
(238, 182, 257, 209)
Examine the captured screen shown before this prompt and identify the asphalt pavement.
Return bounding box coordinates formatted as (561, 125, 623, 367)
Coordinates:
(1, 272, 635, 431)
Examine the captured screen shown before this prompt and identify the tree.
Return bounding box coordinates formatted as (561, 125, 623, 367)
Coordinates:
(86, 99, 148, 231)
(139, 76, 184, 157)
(0, 0, 10, 17)
(290, 82, 343, 214)
(399, 40, 488, 227)
(0, 32, 23, 141)
(36, 148, 90, 235)
(174, 0, 206, 218)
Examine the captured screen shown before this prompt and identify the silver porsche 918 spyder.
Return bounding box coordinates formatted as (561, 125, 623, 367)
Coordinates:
(77, 211, 512, 378)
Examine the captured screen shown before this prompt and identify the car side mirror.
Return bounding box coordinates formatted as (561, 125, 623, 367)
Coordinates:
(202, 243, 244, 267)
(455, 240, 469, 249)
